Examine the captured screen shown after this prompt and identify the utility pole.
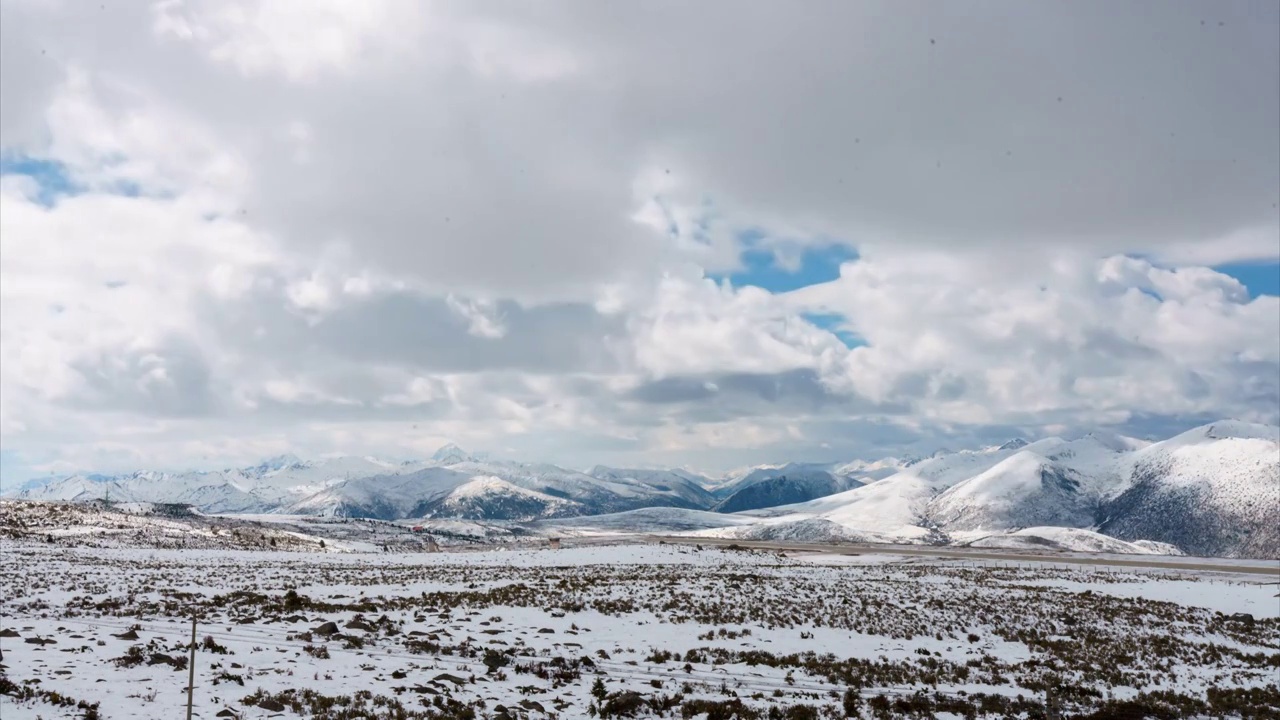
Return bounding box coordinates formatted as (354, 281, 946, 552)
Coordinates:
(1045, 687, 1062, 720)
(185, 614, 198, 720)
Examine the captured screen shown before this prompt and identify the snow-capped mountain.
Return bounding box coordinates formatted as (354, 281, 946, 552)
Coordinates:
(926, 450, 1098, 532)
(424, 477, 581, 521)
(714, 463, 851, 496)
(10, 447, 724, 522)
(284, 466, 475, 519)
(584, 467, 716, 509)
(831, 457, 903, 482)
(1097, 421, 1279, 558)
(429, 443, 481, 466)
(713, 464, 862, 513)
(8, 421, 1277, 558)
(11, 456, 436, 516)
(736, 422, 1277, 558)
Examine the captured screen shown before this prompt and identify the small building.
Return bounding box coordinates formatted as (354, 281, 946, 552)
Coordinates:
(411, 526, 425, 533)
(548, 537, 562, 550)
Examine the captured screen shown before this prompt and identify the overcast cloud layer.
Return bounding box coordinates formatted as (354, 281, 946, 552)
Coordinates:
(1, 0, 1277, 483)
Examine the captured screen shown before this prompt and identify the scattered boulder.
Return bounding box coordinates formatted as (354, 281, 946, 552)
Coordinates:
(1228, 612, 1256, 627)
(312, 621, 340, 636)
(146, 653, 181, 667)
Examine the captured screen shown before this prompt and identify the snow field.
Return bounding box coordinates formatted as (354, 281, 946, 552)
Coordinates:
(2, 542, 1277, 719)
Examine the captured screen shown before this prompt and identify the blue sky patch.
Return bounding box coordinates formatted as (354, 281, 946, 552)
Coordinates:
(802, 312, 866, 349)
(1214, 261, 1280, 299)
(0, 154, 80, 207)
(712, 241, 858, 293)
(0, 450, 38, 492)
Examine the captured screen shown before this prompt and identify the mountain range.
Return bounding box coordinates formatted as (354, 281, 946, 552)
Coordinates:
(8, 420, 1278, 558)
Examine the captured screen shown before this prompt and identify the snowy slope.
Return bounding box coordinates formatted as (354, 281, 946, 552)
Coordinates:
(709, 463, 860, 513)
(532, 507, 751, 536)
(12, 471, 267, 514)
(422, 476, 582, 521)
(714, 462, 836, 495)
(956, 526, 1183, 555)
(245, 456, 423, 504)
(443, 458, 707, 514)
(1099, 422, 1280, 558)
(792, 474, 940, 541)
(740, 421, 1277, 558)
(832, 457, 903, 482)
(713, 471, 861, 513)
(585, 466, 716, 509)
(8, 422, 1276, 558)
(926, 451, 1096, 532)
(284, 467, 475, 519)
(12, 457, 435, 515)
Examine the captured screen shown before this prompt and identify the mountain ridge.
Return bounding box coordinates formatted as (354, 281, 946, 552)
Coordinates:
(8, 421, 1277, 558)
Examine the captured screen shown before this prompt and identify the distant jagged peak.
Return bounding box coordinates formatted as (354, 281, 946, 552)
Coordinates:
(997, 438, 1029, 452)
(255, 453, 303, 472)
(431, 443, 477, 465)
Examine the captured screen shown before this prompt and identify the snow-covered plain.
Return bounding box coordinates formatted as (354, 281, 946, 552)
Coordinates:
(2, 536, 1277, 719)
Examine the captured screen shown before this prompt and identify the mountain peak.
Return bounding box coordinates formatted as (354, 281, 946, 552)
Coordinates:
(431, 443, 475, 465)
(997, 438, 1029, 451)
(1188, 420, 1279, 443)
(256, 454, 302, 472)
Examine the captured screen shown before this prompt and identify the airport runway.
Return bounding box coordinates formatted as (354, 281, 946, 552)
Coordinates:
(642, 535, 1280, 577)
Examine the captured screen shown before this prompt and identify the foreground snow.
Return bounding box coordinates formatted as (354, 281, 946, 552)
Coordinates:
(1, 541, 1276, 719)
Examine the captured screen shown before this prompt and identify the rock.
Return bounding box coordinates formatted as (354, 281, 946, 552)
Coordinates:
(257, 698, 286, 712)
(216, 709, 239, 717)
(0, 629, 19, 638)
(1228, 613, 1256, 627)
(147, 653, 181, 667)
(313, 621, 340, 636)
(112, 629, 139, 640)
(433, 673, 467, 685)
(344, 620, 376, 633)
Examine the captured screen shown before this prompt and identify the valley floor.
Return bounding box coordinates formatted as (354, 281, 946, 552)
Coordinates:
(1, 540, 1277, 719)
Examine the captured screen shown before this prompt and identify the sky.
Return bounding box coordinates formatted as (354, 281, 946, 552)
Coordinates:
(0, 0, 1277, 486)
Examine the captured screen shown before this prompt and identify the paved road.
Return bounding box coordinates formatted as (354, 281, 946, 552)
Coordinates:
(641, 535, 1280, 577)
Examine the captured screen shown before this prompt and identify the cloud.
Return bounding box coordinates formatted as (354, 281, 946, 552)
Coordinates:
(0, 0, 1277, 483)
(786, 249, 1280, 427)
